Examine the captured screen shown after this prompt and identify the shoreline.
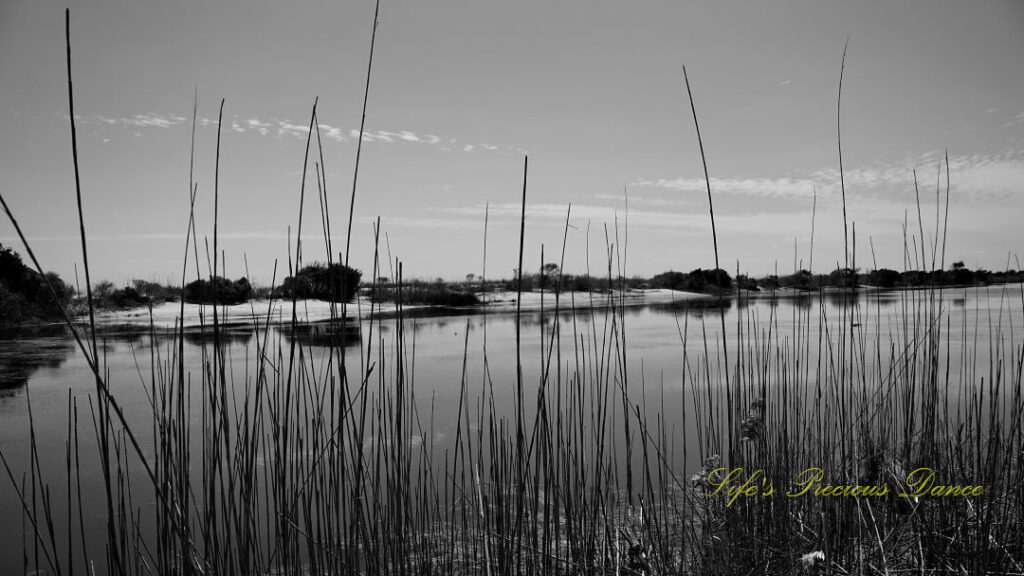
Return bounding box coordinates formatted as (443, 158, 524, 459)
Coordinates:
(81, 288, 714, 330)
(4, 281, 1019, 334)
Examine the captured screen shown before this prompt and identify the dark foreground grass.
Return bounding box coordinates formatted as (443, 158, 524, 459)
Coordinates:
(1, 9, 1022, 576)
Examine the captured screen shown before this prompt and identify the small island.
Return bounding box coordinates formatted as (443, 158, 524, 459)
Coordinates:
(4, 242, 1022, 332)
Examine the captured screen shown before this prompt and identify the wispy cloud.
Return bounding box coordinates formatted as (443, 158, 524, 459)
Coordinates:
(633, 150, 1024, 202)
(999, 111, 1024, 128)
(64, 111, 509, 154)
(632, 176, 817, 199)
(71, 113, 187, 129)
(277, 121, 310, 138)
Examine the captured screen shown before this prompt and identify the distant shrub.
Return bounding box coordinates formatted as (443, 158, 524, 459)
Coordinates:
(406, 287, 479, 306)
(276, 263, 361, 303)
(108, 286, 151, 308)
(368, 281, 480, 307)
(828, 268, 858, 289)
(131, 279, 180, 304)
(779, 270, 813, 290)
(503, 273, 536, 292)
(864, 268, 900, 288)
(651, 268, 731, 293)
(735, 274, 760, 291)
(184, 276, 253, 305)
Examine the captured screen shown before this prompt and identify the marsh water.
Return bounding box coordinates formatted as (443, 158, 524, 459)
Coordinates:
(1, 284, 1022, 571)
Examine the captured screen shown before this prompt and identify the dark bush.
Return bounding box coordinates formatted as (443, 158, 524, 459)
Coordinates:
(108, 286, 151, 308)
(829, 268, 859, 289)
(735, 274, 760, 291)
(276, 263, 361, 302)
(651, 268, 731, 293)
(779, 270, 813, 290)
(368, 282, 480, 307)
(864, 268, 900, 288)
(131, 279, 180, 304)
(184, 276, 253, 305)
(503, 273, 536, 293)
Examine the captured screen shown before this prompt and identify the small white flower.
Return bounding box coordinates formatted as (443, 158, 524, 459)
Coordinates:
(800, 550, 825, 568)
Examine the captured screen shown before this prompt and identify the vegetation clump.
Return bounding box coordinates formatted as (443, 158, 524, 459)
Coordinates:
(0, 243, 73, 326)
(752, 263, 1024, 292)
(650, 268, 732, 293)
(184, 276, 253, 305)
(369, 279, 479, 306)
(276, 262, 361, 302)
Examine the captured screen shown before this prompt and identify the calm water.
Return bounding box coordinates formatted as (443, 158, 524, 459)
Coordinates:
(1, 285, 1021, 571)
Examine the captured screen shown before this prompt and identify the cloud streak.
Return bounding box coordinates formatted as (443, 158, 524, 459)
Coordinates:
(632, 150, 1024, 202)
(66, 112, 508, 153)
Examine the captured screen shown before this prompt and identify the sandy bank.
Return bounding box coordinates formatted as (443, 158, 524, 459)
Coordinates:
(87, 288, 712, 329)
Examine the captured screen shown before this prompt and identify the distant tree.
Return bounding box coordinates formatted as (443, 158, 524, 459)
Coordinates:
(465, 273, 475, 283)
(650, 271, 688, 291)
(828, 267, 858, 289)
(650, 268, 731, 293)
(276, 263, 361, 302)
(761, 275, 780, 291)
(131, 279, 179, 304)
(899, 270, 926, 286)
(951, 265, 974, 285)
(735, 274, 760, 291)
(0, 243, 73, 324)
(185, 276, 254, 305)
(780, 270, 812, 290)
(865, 268, 900, 288)
(93, 280, 115, 301)
(108, 286, 150, 308)
(570, 274, 595, 292)
(538, 263, 561, 291)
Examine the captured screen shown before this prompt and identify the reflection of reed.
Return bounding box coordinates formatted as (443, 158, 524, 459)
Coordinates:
(0, 331, 76, 389)
(279, 320, 361, 348)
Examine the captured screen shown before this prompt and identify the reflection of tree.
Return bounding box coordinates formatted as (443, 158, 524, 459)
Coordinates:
(182, 326, 255, 348)
(825, 290, 859, 309)
(279, 321, 361, 348)
(0, 329, 76, 390)
(866, 291, 900, 308)
(648, 297, 733, 317)
(788, 294, 813, 309)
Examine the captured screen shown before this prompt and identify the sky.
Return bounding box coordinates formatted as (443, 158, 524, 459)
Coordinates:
(1, 0, 1023, 287)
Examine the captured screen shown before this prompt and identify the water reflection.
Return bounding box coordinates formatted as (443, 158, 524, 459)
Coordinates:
(280, 320, 361, 348)
(824, 290, 860, 309)
(865, 291, 900, 307)
(648, 297, 732, 317)
(183, 325, 255, 347)
(0, 327, 76, 391)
